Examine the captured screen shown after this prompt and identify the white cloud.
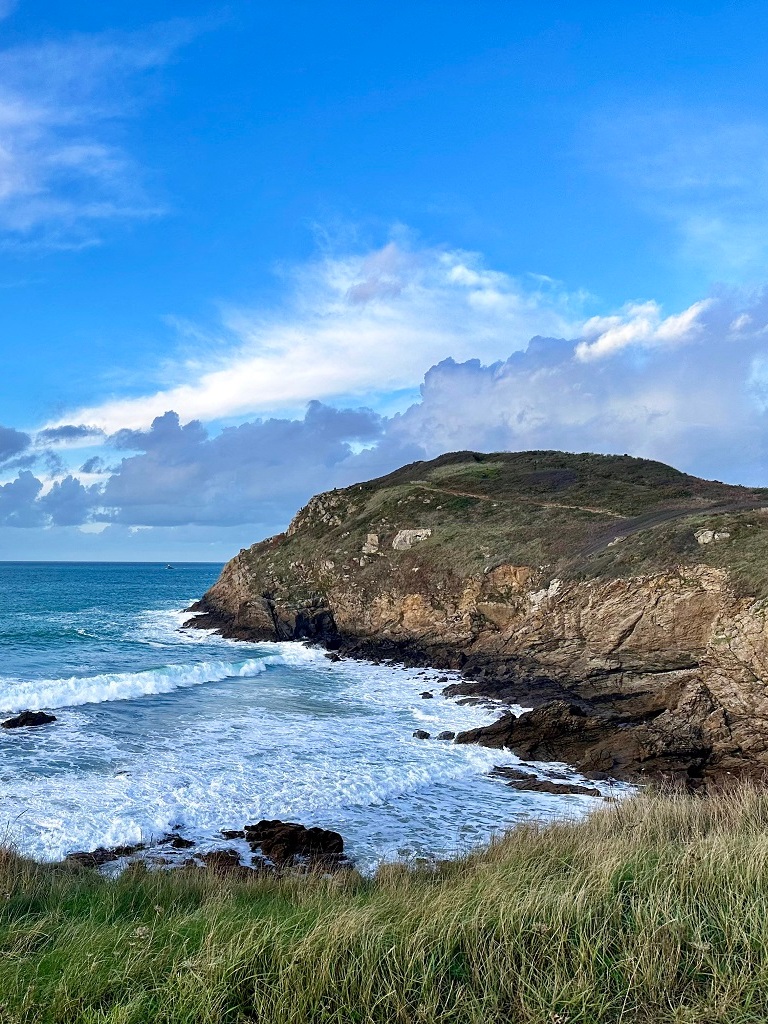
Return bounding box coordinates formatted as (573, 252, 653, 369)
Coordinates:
(11, 285, 768, 533)
(576, 298, 712, 360)
(52, 239, 588, 432)
(0, 22, 192, 247)
(388, 289, 768, 485)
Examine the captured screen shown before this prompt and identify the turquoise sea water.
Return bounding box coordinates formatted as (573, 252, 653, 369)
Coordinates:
(0, 562, 612, 870)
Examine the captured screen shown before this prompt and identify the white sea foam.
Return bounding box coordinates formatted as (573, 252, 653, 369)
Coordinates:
(0, 647, 317, 714)
(0, 638, 624, 871)
(0, 584, 627, 872)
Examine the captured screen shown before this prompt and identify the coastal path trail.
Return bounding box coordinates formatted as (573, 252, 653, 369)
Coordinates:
(413, 481, 768, 560)
(414, 482, 625, 518)
(577, 501, 768, 559)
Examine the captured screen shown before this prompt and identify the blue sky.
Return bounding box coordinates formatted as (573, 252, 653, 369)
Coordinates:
(1, 1, 767, 559)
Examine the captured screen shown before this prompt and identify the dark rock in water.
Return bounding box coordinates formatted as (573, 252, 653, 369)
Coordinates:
(490, 765, 601, 797)
(420, 691, 434, 699)
(456, 700, 620, 766)
(437, 730, 455, 741)
(2, 710, 56, 729)
(243, 819, 346, 868)
(412, 729, 430, 740)
(220, 829, 246, 840)
(65, 842, 144, 868)
(161, 833, 195, 850)
(326, 652, 342, 662)
(196, 849, 252, 877)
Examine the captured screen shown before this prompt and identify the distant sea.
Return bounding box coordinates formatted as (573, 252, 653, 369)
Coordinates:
(0, 562, 610, 871)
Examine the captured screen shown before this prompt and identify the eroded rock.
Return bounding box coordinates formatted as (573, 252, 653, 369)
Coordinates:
(392, 528, 432, 550)
(362, 533, 380, 554)
(490, 766, 601, 797)
(243, 820, 347, 868)
(195, 849, 253, 877)
(2, 710, 56, 729)
(65, 842, 145, 868)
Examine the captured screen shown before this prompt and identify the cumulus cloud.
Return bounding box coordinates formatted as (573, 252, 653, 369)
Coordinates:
(0, 470, 44, 527)
(0, 21, 193, 248)
(99, 403, 390, 527)
(39, 475, 94, 526)
(0, 424, 29, 463)
(52, 239, 587, 432)
(388, 289, 768, 485)
(0, 468, 99, 528)
(576, 298, 713, 360)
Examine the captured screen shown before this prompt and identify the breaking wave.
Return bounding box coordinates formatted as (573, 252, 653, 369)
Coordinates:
(0, 654, 293, 714)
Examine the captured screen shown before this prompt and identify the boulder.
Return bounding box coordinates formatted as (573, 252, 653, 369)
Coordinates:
(196, 849, 252, 877)
(437, 730, 455, 741)
(420, 691, 434, 699)
(412, 729, 430, 740)
(392, 528, 432, 551)
(2, 710, 56, 729)
(490, 766, 601, 797)
(160, 833, 195, 850)
(361, 533, 380, 555)
(65, 842, 144, 868)
(243, 820, 346, 868)
(455, 701, 605, 761)
(695, 529, 731, 545)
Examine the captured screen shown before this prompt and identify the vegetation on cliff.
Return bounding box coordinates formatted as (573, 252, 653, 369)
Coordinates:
(5, 786, 768, 1023)
(229, 450, 768, 602)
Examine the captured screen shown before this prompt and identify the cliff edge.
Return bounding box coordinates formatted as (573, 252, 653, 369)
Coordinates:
(187, 450, 768, 787)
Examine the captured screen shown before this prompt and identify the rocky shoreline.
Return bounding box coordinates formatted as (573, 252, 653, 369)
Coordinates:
(182, 555, 768, 794)
(174, 450, 768, 796)
(63, 819, 351, 876)
(183, 599, 664, 789)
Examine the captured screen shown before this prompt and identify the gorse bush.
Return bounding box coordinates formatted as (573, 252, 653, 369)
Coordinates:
(3, 786, 768, 1023)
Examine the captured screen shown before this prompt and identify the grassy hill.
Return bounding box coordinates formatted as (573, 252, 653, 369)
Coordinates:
(248, 449, 768, 599)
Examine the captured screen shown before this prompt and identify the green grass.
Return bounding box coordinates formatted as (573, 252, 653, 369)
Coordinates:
(6, 787, 768, 1022)
(573, 511, 768, 597)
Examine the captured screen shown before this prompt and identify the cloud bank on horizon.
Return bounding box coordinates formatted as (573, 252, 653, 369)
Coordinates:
(3, 236, 767, 546)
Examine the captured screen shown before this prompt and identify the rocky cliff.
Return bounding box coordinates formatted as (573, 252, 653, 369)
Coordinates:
(187, 450, 768, 787)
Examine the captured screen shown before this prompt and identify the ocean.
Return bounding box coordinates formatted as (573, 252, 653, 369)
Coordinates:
(0, 562, 613, 872)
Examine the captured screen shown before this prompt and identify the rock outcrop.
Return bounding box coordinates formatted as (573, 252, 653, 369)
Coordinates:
(2, 710, 57, 729)
(61, 820, 349, 874)
(243, 820, 347, 868)
(185, 450, 768, 788)
(489, 766, 602, 797)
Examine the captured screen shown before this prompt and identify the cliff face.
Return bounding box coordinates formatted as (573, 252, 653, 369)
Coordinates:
(189, 450, 768, 786)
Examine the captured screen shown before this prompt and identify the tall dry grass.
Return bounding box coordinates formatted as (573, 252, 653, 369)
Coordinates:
(2, 786, 768, 1022)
